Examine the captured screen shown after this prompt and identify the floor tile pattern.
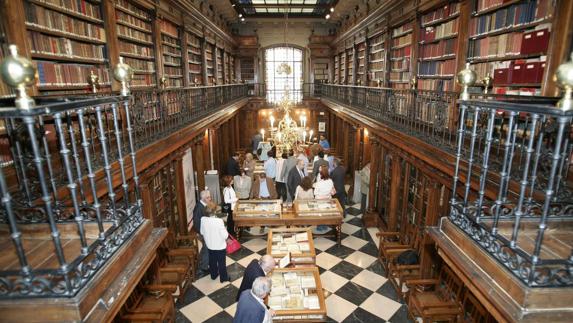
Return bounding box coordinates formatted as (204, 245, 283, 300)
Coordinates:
(176, 205, 413, 322)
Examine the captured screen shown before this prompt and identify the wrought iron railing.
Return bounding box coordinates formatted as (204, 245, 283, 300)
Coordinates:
(130, 84, 248, 149)
(450, 99, 573, 287)
(0, 95, 145, 298)
(316, 82, 572, 288)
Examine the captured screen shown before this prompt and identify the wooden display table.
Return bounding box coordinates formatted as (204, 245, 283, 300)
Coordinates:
(268, 228, 316, 265)
(267, 267, 327, 322)
(233, 199, 343, 244)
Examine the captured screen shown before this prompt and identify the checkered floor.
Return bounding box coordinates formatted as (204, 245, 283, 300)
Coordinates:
(175, 204, 413, 322)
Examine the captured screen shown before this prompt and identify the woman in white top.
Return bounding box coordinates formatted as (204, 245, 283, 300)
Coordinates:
(314, 166, 335, 199)
(295, 176, 315, 200)
(223, 175, 239, 236)
(200, 202, 230, 282)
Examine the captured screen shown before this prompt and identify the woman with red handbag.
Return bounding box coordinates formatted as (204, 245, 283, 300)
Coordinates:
(200, 203, 231, 283)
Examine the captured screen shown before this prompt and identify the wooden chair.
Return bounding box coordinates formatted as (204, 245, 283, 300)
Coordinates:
(461, 290, 495, 323)
(406, 265, 464, 323)
(377, 224, 420, 272)
(120, 282, 177, 322)
(166, 232, 199, 281)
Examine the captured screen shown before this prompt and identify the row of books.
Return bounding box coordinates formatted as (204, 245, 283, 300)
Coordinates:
(124, 57, 155, 72)
(164, 66, 182, 77)
(392, 21, 413, 37)
(392, 34, 412, 48)
(25, 4, 106, 42)
(473, 0, 507, 13)
(36, 0, 102, 20)
(187, 33, 201, 47)
(492, 58, 546, 85)
(188, 52, 202, 64)
(418, 60, 456, 76)
(390, 71, 411, 81)
(164, 78, 183, 88)
(159, 20, 178, 38)
(116, 0, 151, 20)
(418, 79, 454, 91)
(422, 3, 460, 25)
(117, 24, 152, 43)
(420, 38, 457, 59)
(27, 31, 106, 60)
(162, 43, 181, 56)
(470, 2, 550, 37)
(391, 58, 410, 70)
(370, 51, 385, 62)
(0, 39, 15, 97)
(36, 60, 110, 86)
(371, 61, 384, 71)
(420, 19, 459, 42)
(189, 64, 201, 74)
(116, 11, 151, 32)
(119, 41, 154, 57)
(391, 46, 411, 60)
(131, 74, 155, 87)
(469, 27, 550, 59)
(163, 55, 182, 65)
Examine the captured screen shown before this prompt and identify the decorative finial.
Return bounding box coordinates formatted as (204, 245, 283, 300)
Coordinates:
(88, 70, 99, 94)
(194, 77, 199, 87)
(457, 63, 477, 100)
(159, 76, 167, 89)
(113, 57, 133, 96)
(482, 73, 492, 94)
(410, 77, 417, 90)
(556, 53, 573, 110)
(376, 79, 382, 88)
(0, 45, 36, 109)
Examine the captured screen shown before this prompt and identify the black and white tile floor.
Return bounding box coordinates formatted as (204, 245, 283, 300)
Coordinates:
(176, 203, 414, 322)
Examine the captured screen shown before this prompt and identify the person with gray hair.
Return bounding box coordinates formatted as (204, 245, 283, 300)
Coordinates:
(191, 190, 212, 273)
(236, 254, 276, 301)
(234, 277, 274, 323)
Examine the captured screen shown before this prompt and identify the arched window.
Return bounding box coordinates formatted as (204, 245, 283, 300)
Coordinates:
(265, 46, 303, 103)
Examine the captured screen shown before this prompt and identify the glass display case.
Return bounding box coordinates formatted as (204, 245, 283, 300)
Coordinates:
(234, 199, 282, 218)
(268, 267, 327, 321)
(294, 199, 343, 217)
(268, 228, 316, 265)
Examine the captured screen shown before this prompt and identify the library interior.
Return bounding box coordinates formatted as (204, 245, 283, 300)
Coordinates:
(0, 0, 572, 322)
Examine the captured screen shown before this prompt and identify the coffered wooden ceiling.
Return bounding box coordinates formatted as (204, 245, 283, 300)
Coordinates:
(231, 0, 339, 18)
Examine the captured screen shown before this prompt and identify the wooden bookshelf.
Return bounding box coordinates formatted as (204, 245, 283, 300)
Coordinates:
(205, 42, 215, 85)
(417, 2, 460, 91)
(240, 57, 254, 83)
(115, 0, 155, 88)
(369, 31, 386, 86)
(0, 18, 15, 98)
(356, 42, 366, 85)
(186, 30, 203, 85)
(216, 46, 223, 84)
(24, 0, 110, 95)
(333, 55, 339, 83)
(346, 48, 354, 85)
(313, 61, 329, 82)
(389, 21, 414, 89)
(340, 51, 346, 84)
(467, 0, 553, 96)
(159, 18, 183, 88)
(228, 54, 235, 82)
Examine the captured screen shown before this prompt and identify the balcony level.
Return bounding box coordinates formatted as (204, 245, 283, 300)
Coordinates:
(314, 82, 573, 322)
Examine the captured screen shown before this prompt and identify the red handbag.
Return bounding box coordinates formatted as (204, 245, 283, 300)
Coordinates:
(226, 236, 241, 254)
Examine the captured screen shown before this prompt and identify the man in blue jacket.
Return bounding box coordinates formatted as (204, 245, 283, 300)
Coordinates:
(233, 277, 274, 323)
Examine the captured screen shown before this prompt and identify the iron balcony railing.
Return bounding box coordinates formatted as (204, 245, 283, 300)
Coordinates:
(0, 95, 144, 298)
(0, 84, 249, 299)
(316, 83, 572, 287)
(450, 99, 573, 287)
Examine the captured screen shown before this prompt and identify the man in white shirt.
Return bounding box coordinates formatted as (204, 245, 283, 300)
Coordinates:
(275, 152, 287, 201)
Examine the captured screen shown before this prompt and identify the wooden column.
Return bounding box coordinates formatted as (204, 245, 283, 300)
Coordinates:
(352, 127, 362, 173)
(387, 154, 403, 231)
(193, 137, 206, 191)
(342, 122, 350, 169)
(363, 137, 380, 227)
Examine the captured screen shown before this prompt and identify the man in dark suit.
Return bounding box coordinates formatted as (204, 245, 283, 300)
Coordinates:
(281, 150, 298, 201)
(226, 152, 241, 176)
(287, 159, 305, 200)
(331, 158, 347, 208)
(191, 190, 211, 272)
(234, 277, 274, 323)
(236, 255, 275, 301)
(312, 151, 330, 178)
